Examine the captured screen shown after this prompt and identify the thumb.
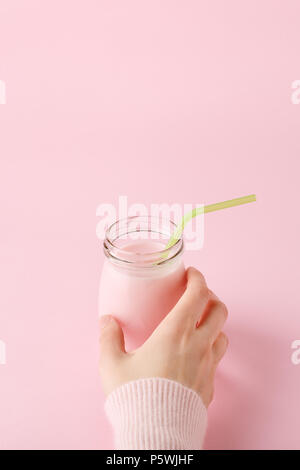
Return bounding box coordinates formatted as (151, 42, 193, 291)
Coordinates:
(99, 315, 126, 367)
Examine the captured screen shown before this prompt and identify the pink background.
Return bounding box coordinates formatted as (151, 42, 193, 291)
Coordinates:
(0, 1, 300, 450)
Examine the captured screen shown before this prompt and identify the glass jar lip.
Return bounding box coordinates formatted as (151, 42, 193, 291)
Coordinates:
(103, 215, 183, 265)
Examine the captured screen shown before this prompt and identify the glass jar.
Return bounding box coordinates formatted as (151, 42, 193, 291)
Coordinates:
(98, 216, 185, 351)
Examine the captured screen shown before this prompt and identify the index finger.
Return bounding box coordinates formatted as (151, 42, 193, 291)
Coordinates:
(164, 267, 210, 328)
(197, 296, 228, 343)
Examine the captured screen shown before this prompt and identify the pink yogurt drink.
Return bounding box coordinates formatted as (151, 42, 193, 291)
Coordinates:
(98, 216, 186, 350)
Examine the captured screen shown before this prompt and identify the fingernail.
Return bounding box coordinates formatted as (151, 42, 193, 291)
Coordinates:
(99, 315, 112, 330)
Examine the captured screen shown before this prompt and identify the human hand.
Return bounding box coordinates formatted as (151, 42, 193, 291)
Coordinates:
(99, 267, 228, 408)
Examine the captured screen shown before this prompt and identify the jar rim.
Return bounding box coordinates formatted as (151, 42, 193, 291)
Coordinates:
(103, 215, 183, 266)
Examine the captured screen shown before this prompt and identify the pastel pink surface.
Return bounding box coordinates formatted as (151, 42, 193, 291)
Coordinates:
(0, 1, 299, 449)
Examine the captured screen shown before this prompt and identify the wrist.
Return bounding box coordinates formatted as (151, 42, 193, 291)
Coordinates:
(105, 377, 207, 450)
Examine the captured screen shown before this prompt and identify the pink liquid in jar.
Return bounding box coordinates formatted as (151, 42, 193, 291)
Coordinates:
(99, 239, 186, 350)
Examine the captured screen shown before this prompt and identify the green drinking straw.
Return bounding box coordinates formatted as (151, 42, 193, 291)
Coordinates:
(164, 194, 256, 251)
